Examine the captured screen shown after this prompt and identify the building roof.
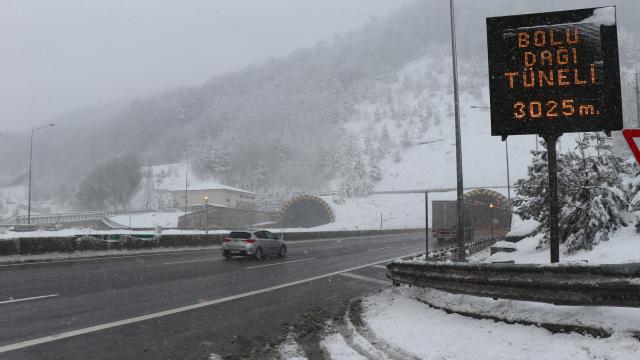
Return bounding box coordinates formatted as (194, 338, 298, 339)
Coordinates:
(169, 182, 257, 195)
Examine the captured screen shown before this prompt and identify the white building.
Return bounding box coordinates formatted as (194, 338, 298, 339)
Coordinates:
(169, 183, 257, 210)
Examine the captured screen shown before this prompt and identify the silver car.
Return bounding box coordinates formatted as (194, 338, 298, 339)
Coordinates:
(222, 230, 287, 259)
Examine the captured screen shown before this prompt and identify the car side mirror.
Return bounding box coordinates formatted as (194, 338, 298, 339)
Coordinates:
(274, 235, 280, 240)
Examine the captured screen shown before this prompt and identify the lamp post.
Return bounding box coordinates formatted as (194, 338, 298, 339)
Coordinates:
(448, 0, 465, 261)
(27, 124, 54, 225)
(489, 203, 494, 241)
(204, 195, 209, 235)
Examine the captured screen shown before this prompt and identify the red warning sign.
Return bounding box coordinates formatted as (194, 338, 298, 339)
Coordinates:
(622, 129, 640, 166)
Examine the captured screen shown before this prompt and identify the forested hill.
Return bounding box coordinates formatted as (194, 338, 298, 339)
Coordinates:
(0, 0, 638, 210)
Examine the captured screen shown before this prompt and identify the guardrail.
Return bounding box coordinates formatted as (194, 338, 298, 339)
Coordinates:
(426, 237, 498, 261)
(16, 212, 106, 225)
(386, 261, 640, 307)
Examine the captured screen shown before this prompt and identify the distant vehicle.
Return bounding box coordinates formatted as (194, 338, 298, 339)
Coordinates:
(432, 190, 511, 242)
(431, 200, 476, 242)
(222, 230, 286, 259)
(432, 200, 459, 242)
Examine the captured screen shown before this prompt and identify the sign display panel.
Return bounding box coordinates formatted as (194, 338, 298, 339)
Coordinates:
(487, 7, 622, 138)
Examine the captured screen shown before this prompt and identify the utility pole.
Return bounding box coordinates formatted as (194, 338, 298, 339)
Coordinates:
(204, 195, 209, 235)
(27, 124, 54, 225)
(184, 162, 189, 217)
(449, 0, 465, 261)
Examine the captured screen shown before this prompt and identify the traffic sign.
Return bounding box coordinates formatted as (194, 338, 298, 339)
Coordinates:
(622, 129, 640, 166)
(487, 7, 623, 139)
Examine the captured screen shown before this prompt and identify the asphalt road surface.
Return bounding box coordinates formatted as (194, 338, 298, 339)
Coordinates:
(0, 232, 442, 359)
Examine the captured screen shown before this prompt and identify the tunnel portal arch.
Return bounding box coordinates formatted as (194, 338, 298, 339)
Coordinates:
(276, 195, 335, 228)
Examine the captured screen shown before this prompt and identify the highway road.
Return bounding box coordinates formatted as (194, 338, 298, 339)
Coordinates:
(0, 232, 439, 359)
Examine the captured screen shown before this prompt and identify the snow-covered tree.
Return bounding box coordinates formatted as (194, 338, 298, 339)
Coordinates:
(514, 134, 629, 253)
(378, 125, 394, 158)
(392, 149, 402, 163)
(559, 133, 628, 252)
(400, 129, 412, 149)
(340, 157, 373, 198)
(369, 162, 383, 183)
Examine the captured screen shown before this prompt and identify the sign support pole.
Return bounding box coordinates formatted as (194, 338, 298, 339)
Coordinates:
(425, 191, 429, 257)
(544, 133, 560, 263)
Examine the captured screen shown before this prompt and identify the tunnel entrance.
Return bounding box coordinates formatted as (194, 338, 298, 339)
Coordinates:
(276, 195, 335, 228)
(464, 189, 510, 238)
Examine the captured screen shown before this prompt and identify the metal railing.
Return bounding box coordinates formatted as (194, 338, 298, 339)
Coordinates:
(16, 212, 106, 225)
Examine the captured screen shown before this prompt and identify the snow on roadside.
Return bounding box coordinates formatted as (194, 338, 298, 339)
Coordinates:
(109, 211, 183, 228)
(278, 336, 308, 360)
(362, 288, 640, 360)
(507, 216, 539, 237)
(475, 222, 640, 264)
(400, 286, 640, 337)
(319, 333, 367, 360)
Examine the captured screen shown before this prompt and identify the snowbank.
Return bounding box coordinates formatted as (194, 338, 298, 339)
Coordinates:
(473, 222, 640, 264)
(109, 211, 183, 228)
(507, 216, 539, 237)
(361, 288, 640, 360)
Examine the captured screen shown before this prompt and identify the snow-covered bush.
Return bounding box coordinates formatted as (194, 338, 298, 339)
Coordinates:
(514, 134, 629, 253)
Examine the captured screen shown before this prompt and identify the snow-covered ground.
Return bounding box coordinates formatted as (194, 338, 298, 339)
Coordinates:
(357, 288, 639, 360)
(109, 211, 183, 228)
(473, 221, 640, 264)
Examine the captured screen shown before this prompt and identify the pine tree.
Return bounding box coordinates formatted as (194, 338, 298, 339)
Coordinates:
(369, 163, 383, 183)
(340, 157, 372, 198)
(378, 125, 394, 158)
(559, 133, 628, 252)
(514, 135, 629, 253)
(401, 129, 412, 149)
(392, 149, 402, 163)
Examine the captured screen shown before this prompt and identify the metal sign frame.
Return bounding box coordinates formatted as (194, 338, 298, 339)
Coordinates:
(486, 7, 622, 263)
(487, 7, 622, 139)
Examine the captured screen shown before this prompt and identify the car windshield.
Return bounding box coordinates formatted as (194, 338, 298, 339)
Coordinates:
(1, 1, 639, 359)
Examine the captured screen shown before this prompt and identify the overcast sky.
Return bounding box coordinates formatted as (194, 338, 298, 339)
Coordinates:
(0, 0, 412, 132)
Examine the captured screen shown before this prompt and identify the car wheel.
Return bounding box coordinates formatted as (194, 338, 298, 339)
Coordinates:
(278, 245, 287, 258)
(223, 251, 231, 259)
(254, 247, 263, 260)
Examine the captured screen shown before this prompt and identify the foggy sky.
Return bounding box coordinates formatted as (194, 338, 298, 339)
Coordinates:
(0, 0, 412, 132)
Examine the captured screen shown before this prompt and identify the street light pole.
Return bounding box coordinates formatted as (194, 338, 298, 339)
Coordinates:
(449, 0, 465, 262)
(204, 195, 209, 235)
(27, 124, 54, 225)
(489, 203, 494, 241)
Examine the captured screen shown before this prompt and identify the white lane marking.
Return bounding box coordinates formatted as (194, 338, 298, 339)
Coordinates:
(367, 246, 392, 252)
(0, 249, 221, 267)
(245, 258, 316, 270)
(339, 272, 389, 286)
(0, 250, 423, 354)
(163, 258, 223, 265)
(0, 294, 59, 305)
(370, 264, 387, 269)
